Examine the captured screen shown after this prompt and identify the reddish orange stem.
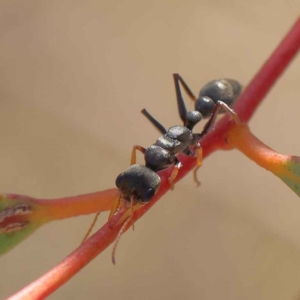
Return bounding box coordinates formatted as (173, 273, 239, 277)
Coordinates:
(226, 124, 287, 172)
(34, 189, 117, 222)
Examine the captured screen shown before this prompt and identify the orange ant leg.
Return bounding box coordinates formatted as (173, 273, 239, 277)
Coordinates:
(218, 101, 240, 124)
(116, 202, 143, 226)
(200, 101, 240, 137)
(130, 145, 146, 165)
(193, 143, 202, 187)
(83, 192, 122, 243)
(111, 196, 135, 264)
(108, 192, 122, 221)
(81, 211, 101, 244)
(168, 160, 182, 190)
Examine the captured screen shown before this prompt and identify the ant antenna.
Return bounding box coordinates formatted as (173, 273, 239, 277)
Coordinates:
(141, 109, 167, 134)
(81, 211, 101, 244)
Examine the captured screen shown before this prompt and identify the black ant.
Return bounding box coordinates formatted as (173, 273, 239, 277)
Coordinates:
(114, 74, 242, 211)
(83, 74, 242, 263)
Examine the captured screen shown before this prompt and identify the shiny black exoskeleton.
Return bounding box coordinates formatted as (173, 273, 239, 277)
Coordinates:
(115, 74, 242, 208)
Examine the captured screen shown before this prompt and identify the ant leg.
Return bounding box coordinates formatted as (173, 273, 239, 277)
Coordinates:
(81, 211, 101, 244)
(131, 145, 146, 165)
(141, 109, 167, 134)
(199, 101, 240, 138)
(111, 217, 129, 264)
(168, 158, 182, 190)
(173, 74, 189, 125)
(108, 192, 122, 220)
(193, 143, 202, 187)
(173, 73, 197, 101)
(111, 195, 135, 264)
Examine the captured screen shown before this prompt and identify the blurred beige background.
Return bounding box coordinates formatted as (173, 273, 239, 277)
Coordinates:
(1, 1, 300, 299)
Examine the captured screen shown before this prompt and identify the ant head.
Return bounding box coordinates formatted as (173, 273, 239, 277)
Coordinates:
(195, 79, 242, 117)
(115, 164, 161, 204)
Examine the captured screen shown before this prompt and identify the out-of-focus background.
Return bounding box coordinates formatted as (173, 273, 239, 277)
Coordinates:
(1, 1, 300, 299)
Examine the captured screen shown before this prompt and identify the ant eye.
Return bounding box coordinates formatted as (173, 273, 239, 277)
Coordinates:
(142, 188, 156, 202)
(115, 172, 125, 188)
(195, 96, 215, 118)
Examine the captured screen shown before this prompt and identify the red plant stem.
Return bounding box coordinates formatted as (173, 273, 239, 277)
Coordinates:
(9, 16, 300, 300)
(236, 18, 300, 123)
(202, 16, 300, 157)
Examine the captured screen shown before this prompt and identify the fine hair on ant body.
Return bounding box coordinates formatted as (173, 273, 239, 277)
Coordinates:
(83, 74, 242, 263)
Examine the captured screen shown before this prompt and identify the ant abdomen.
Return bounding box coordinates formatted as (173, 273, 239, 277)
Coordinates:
(195, 78, 242, 118)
